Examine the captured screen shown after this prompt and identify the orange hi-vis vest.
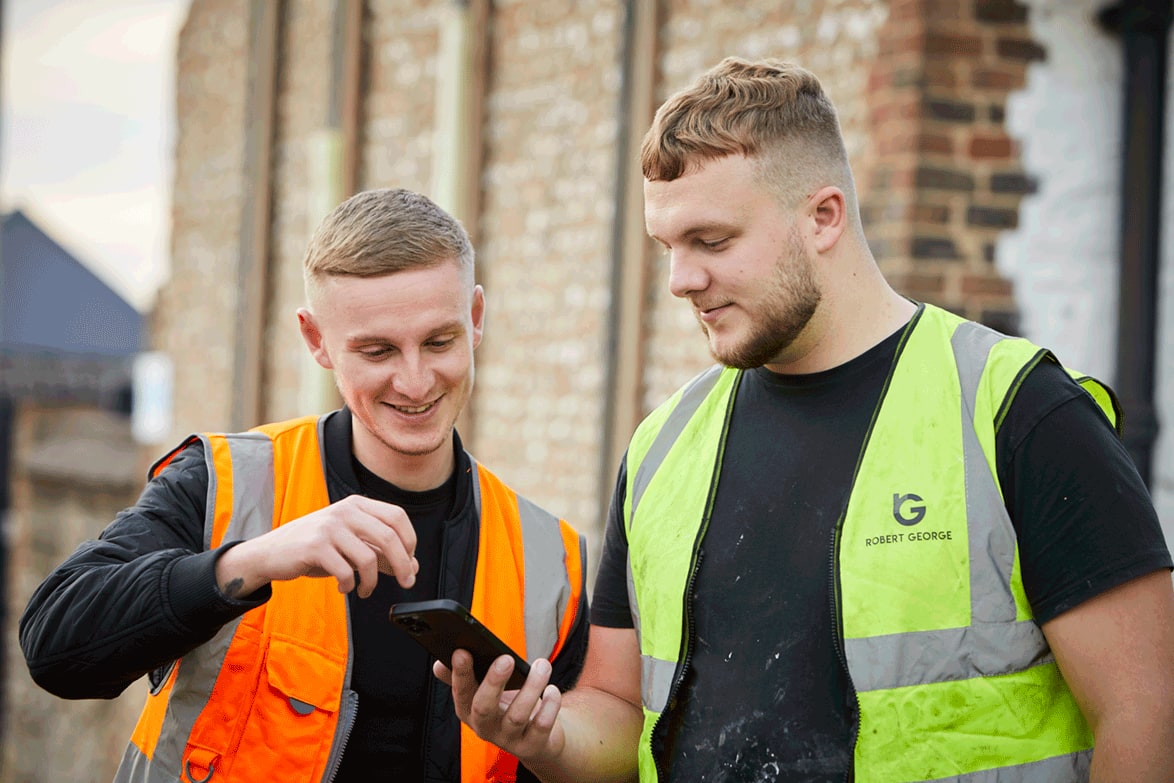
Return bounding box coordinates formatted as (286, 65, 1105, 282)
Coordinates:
(114, 414, 585, 783)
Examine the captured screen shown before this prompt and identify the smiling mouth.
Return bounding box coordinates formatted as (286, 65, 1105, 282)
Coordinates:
(388, 400, 438, 415)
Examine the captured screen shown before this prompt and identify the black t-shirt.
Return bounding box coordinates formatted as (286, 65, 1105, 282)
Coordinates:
(591, 325, 1172, 782)
(332, 438, 458, 782)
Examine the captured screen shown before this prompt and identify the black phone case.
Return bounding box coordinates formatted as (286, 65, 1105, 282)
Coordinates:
(390, 598, 531, 689)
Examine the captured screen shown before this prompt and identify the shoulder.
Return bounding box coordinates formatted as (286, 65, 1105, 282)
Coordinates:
(248, 412, 326, 441)
(469, 456, 580, 532)
(629, 364, 735, 465)
(998, 357, 1104, 455)
(149, 434, 209, 480)
(995, 358, 1168, 622)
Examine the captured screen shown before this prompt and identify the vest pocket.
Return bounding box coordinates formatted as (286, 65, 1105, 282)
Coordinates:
(227, 637, 345, 780)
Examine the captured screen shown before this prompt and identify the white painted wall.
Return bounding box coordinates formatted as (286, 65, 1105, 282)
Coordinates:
(999, 0, 1173, 546)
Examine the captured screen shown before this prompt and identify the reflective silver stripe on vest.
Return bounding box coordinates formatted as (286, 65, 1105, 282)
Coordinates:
(630, 365, 725, 519)
(518, 492, 573, 658)
(114, 743, 174, 783)
(952, 323, 1020, 625)
(203, 432, 276, 548)
(118, 433, 279, 781)
(641, 654, 677, 713)
(925, 748, 1091, 782)
(470, 459, 574, 660)
(844, 322, 1049, 692)
(626, 366, 725, 679)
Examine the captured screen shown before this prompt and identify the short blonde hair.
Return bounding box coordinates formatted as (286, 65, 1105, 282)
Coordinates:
(303, 188, 474, 299)
(641, 57, 852, 207)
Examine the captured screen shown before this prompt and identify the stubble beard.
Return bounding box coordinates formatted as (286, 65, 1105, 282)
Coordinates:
(706, 228, 822, 370)
(380, 430, 450, 458)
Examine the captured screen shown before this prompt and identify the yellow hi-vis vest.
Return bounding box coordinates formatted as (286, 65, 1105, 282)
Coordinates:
(115, 414, 585, 783)
(622, 304, 1119, 783)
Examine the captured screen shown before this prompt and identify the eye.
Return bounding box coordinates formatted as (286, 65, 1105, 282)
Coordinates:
(699, 237, 729, 251)
(426, 338, 455, 350)
(358, 346, 394, 359)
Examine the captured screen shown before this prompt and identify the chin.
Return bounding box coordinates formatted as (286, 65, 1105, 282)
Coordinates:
(708, 339, 744, 366)
(383, 430, 450, 458)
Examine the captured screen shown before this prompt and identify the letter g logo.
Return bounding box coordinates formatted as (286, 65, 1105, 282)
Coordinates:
(893, 493, 926, 526)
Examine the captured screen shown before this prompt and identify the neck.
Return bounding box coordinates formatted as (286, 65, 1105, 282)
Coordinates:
(766, 250, 915, 375)
(352, 428, 456, 492)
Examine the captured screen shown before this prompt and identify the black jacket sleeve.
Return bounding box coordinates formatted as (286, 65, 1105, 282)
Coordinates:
(18, 440, 269, 700)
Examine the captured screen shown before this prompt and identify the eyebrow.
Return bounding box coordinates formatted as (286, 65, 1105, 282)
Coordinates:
(648, 220, 738, 244)
(346, 321, 466, 346)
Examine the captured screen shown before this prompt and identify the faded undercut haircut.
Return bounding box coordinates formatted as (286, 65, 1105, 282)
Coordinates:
(303, 188, 475, 302)
(641, 57, 856, 213)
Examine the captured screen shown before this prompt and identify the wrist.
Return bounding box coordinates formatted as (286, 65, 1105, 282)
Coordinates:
(214, 540, 266, 599)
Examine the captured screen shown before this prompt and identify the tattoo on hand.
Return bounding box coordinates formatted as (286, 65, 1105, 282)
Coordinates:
(223, 577, 246, 598)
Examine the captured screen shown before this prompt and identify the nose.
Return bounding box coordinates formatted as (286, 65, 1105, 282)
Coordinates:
(391, 352, 434, 401)
(667, 249, 707, 300)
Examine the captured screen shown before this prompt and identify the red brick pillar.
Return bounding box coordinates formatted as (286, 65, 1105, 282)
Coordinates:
(863, 0, 1043, 332)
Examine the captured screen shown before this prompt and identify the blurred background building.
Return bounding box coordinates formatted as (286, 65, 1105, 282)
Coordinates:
(0, 209, 147, 781)
(1, 0, 1172, 780)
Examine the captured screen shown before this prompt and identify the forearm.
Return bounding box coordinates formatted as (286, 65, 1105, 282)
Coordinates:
(214, 536, 275, 598)
(522, 687, 641, 783)
(19, 443, 251, 697)
(1089, 705, 1174, 782)
(19, 542, 262, 698)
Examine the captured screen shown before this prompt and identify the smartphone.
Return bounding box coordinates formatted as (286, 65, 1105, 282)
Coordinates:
(390, 599, 531, 689)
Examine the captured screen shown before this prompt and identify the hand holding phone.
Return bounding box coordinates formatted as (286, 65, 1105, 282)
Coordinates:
(390, 599, 531, 689)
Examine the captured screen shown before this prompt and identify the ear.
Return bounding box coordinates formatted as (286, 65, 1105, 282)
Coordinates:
(297, 308, 334, 370)
(809, 185, 847, 254)
(470, 285, 486, 350)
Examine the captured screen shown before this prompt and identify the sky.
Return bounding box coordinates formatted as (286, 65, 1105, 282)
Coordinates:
(2, 0, 190, 311)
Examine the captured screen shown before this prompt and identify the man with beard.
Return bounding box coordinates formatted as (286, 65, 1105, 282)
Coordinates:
(439, 58, 1174, 782)
(20, 188, 588, 782)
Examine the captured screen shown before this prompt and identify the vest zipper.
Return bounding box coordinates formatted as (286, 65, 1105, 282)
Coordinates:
(323, 596, 359, 783)
(829, 518, 859, 783)
(652, 540, 705, 782)
(650, 371, 742, 782)
(323, 690, 359, 783)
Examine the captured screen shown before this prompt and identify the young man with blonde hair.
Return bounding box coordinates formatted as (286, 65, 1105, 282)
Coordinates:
(442, 58, 1174, 782)
(21, 188, 588, 782)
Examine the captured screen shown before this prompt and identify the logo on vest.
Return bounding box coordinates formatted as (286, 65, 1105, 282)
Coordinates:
(862, 493, 953, 547)
(892, 493, 926, 526)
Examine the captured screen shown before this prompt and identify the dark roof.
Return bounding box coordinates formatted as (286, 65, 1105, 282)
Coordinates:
(1, 210, 143, 356)
(1, 210, 144, 401)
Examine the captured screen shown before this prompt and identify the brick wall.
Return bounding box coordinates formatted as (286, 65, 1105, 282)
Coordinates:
(263, 0, 351, 423)
(865, 0, 1041, 331)
(161, 0, 252, 441)
(471, 0, 623, 543)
